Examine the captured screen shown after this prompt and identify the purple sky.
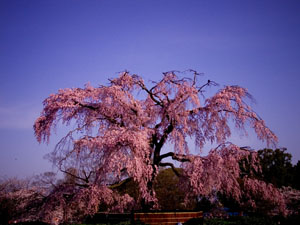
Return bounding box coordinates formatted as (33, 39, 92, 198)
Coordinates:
(1, 0, 300, 178)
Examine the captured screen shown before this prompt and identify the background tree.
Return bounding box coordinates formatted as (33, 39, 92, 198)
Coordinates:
(257, 148, 294, 188)
(239, 148, 300, 191)
(293, 161, 300, 190)
(153, 168, 188, 211)
(32, 171, 58, 193)
(0, 177, 25, 224)
(0, 177, 47, 224)
(114, 168, 188, 211)
(220, 148, 300, 215)
(34, 71, 286, 223)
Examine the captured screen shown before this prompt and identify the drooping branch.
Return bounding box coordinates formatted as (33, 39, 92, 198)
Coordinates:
(187, 86, 277, 146)
(73, 99, 128, 127)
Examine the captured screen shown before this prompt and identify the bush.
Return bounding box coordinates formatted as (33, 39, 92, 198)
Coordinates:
(204, 216, 276, 225)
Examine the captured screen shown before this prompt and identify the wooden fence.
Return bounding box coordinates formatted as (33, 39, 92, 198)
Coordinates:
(85, 211, 203, 224)
(134, 211, 203, 225)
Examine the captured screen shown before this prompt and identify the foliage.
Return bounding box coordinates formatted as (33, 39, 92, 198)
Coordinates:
(31, 70, 286, 224)
(114, 168, 190, 211)
(0, 177, 47, 224)
(153, 168, 188, 210)
(204, 214, 300, 225)
(204, 216, 276, 225)
(253, 149, 300, 215)
(293, 161, 300, 190)
(219, 148, 300, 215)
(257, 148, 294, 188)
(239, 148, 300, 190)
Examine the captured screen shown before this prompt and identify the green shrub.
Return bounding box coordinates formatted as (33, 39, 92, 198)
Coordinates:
(204, 216, 276, 225)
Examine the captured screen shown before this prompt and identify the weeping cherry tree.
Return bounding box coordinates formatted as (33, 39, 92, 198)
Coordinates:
(34, 71, 287, 223)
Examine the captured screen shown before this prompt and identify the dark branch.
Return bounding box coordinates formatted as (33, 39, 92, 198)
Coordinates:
(135, 80, 163, 106)
(109, 177, 133, 189)
(60, 168, 90, 185)
(197, 79, 218, 92)
(157, 122, 174, 149)
(159, 162, 181, 177)
(73, 100, 99, 111)
(159, 152, 191, 162)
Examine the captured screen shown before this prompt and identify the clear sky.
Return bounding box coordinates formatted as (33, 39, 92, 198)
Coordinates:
(1, 0, 300, 178)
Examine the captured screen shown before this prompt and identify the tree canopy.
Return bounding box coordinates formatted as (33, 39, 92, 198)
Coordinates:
(257, 148, 294, 188)
(32, 71, 291, 223)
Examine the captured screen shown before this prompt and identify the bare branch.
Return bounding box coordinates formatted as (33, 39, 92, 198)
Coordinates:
(135, 79, 163, 106)
(159, 152, 191, 162)
(197, 79, 218, 92)
(109, 177, 133, 189)
(59, 168, 90, 185)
